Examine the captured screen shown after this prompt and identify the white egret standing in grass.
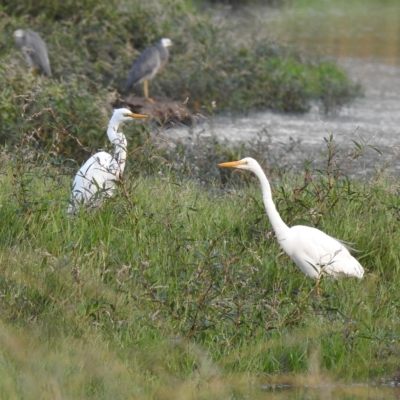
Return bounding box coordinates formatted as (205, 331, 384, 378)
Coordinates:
(218, 157, 364, 280)
(68, 108, 148, 214)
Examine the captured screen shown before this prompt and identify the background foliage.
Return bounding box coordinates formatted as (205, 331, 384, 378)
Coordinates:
(0, 0, 361, 162)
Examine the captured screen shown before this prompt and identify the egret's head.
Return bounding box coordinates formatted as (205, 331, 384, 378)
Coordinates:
(218, 157, 258, 171)
(13, 29, 25, 39)
(113, 108, 148, 122)
(160, 38, 173, 48)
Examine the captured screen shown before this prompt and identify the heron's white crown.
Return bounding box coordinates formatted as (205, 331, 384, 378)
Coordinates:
(13, 29, 25, 38)
(160, 38, 173, 47)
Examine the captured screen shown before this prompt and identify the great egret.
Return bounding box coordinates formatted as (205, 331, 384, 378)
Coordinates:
(13, 29, 52, 77)
(219, 157, 364, 279)
(68, 108, 148, 214)
(125, 38, 173, 101)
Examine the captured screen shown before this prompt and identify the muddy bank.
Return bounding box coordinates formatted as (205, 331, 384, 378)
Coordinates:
(112, 96, 198, 127)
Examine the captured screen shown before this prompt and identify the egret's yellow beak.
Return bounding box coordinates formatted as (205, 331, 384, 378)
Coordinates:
(127, 112, 148, 119)
(218, 160, 244, 168)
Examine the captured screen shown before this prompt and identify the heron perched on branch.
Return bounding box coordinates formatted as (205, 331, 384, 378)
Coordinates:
(13, 29, 52, 77)
(219, 157, 364, 281)
(68, 108, 148, 214)
(125, 38, 173, 102)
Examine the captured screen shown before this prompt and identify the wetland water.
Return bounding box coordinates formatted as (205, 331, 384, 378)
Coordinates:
(258, 383, 400, 400)
(169, 1, 400, 177)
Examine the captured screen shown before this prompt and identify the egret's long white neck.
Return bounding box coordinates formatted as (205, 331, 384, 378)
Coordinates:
(252, 163, 290, 243)
(107, 119, 127, 174)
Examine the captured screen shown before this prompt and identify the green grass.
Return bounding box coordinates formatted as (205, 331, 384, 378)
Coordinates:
(0, 129, 400, 398)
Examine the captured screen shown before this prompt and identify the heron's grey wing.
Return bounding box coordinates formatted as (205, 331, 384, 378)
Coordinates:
(25, 31, 52, 76)
(125, 46, 160, 89)
(157, 44, 169, 69)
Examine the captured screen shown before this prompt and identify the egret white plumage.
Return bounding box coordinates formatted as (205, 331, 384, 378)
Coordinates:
(219, 157, 364, 279)
(125, 38, 173, 101)
(68, 108, 148, 214)
(13, 29, 52, 77)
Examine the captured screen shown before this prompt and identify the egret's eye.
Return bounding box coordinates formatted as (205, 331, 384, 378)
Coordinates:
(123, 113, 130, 117)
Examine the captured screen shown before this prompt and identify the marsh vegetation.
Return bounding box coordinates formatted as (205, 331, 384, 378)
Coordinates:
(0, 0, 361, 160)
(0, 0, 399, 399)
(1, 111, 400, 398)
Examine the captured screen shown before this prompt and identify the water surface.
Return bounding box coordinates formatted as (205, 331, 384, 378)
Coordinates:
(168, 1, 400, 177)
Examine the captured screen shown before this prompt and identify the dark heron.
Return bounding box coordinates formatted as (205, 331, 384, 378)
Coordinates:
(13, 29, 52, 77)
(125, 38, 173, 101)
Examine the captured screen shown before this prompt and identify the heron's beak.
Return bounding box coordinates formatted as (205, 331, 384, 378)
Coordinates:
(130, 113, 148, 119)
(218, 160, 244, 168)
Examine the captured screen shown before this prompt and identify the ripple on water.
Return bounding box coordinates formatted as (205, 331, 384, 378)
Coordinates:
(167, 58, 400, 177)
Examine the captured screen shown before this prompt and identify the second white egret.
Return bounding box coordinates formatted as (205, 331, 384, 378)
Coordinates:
(219, 157, 364, 280)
